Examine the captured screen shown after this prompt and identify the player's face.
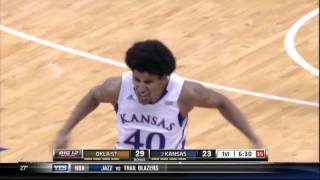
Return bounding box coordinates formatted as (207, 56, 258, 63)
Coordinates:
(132, 70, 168, 104)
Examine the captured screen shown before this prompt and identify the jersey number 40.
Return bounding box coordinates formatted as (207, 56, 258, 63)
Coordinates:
(124, 129, 165, 149)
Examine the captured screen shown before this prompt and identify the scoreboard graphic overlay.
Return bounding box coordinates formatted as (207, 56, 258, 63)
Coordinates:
(1, 149, 318, 177)
(53, 149, 267, 162)
(17, 149, 268, 173)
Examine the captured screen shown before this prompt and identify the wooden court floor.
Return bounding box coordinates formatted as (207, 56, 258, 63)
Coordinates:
(0, 0, 319, 162)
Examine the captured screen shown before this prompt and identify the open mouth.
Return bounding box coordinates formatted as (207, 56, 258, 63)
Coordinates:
(137, 92, 148, 98)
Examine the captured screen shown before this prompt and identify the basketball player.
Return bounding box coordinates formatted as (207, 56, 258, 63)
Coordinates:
(54, 40, 263, 149)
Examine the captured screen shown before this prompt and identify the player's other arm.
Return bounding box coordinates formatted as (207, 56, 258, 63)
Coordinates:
(54, 77, 121, 149)
(181, 81, 263, 148)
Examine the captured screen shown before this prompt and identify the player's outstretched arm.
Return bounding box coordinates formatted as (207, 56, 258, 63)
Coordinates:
(54, 77, 121, 149)
(180, 81, 263, 148)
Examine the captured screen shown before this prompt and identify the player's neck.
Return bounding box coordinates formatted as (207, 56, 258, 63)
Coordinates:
(151, 78, 169, 104)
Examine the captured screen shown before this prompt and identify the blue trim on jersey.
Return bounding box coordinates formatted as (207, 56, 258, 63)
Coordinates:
(175, 119, 187, 149)
(114, 103, 118, 113)
(0, 147, 8, 152)
(152, 76, 170, 104)
(152, 87, 168, 104)
(182, 139, 186, 149)
(178, 112, 184, 127)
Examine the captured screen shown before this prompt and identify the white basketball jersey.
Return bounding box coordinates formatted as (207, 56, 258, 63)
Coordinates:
(115, 71, 188, 149)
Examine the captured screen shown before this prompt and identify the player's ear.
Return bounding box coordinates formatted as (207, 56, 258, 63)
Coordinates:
(159, 75, 168, 81)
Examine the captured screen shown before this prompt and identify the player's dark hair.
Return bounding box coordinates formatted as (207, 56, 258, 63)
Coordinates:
(125, 40, 176, 77)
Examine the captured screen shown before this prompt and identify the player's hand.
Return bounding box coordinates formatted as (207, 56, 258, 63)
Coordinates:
(53, 132, 69, 149)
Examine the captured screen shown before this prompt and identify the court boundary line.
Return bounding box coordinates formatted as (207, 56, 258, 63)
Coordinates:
(0, 25, 318, 108)
(285, 8, 319, 77)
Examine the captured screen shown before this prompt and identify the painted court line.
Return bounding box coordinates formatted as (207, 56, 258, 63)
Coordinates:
(0, 25, 318, 108)
(285, 8, 319, 77)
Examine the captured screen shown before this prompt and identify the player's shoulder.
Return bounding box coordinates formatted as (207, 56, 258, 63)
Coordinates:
(102, 76, 122, 90)
(179, 80, 226, 108)
(93, 76, 121, 104)
(180, 80, 204, 98)
(99, 76, 122, 96)
(179, 80, 204, 104)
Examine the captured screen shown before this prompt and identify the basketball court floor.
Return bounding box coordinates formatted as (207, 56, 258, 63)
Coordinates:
(0, 0, 319, 162)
